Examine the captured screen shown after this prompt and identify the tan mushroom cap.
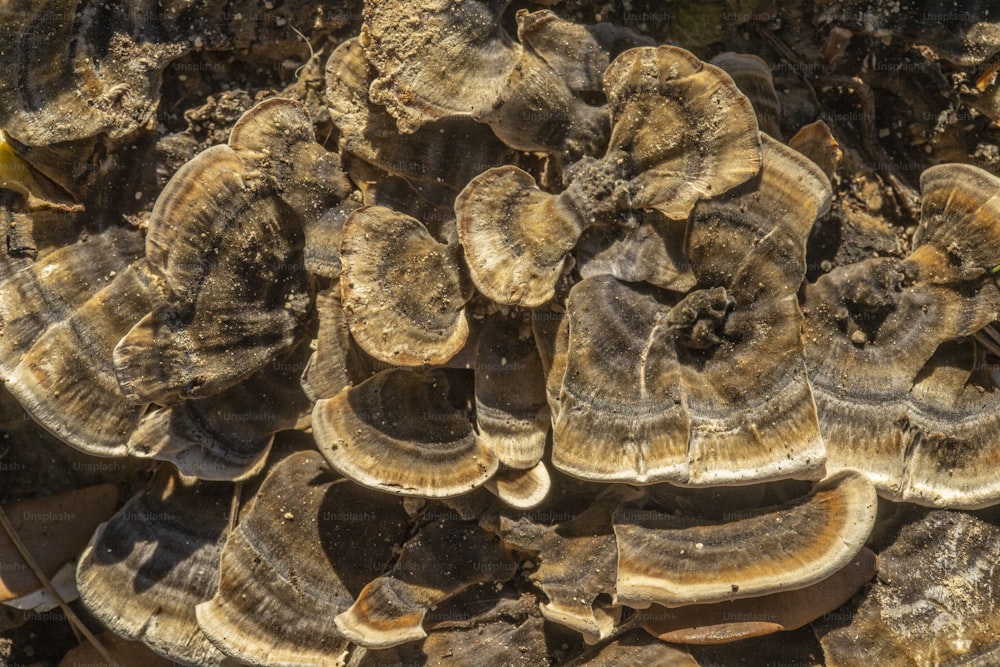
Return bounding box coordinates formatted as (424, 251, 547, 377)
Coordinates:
(197, 451, 410, 666)
(604, 45, 762, 220)
(680, 134, 830, 485)
(340, 206, 470, 366)
(76, 469, 233, 666)
(818, 510, 1000, 666)
(637, 547, 876, 644)
(910, 163, 1000, 283)
(474, 315, 549, 469)
(335, 520, 515, 649)
(456, 165, 585, 307)
(300, 286, 358, 402)
(126, 338, 312, 482)
(613, 470, 877, 608)
(788, 120, 842, 181)
(114, 139, 310, 404)
(551, 275, 688, 484)
(325, 38, 518, 204)
(6, 260, 163, 456)
(485, 462, 552, 510)
(312, 369, 498, 498)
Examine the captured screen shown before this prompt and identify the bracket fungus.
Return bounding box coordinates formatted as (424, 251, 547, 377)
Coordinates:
(456, 44, 762, 307)
(340, 206, 471, 366)
(312, 369, 499, 498)
(804, 163, 1000, 507)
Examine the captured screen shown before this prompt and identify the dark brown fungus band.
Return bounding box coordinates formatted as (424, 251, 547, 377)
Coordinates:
(312, 369, 498, 498)
(196, 451, 410, 666)
(335, 520, 515, 649)
(612, 470, 877, 608)
(340, 205, 470, 366)
(76, 468, 234, 666)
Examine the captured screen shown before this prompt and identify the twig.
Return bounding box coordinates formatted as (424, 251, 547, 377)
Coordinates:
(0, 505, 122, 667)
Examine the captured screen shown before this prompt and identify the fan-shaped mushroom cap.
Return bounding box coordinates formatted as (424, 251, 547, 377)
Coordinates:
(113, 98, 346, 405)
(680, 134, 830, 485)
(637, 547, 876, 643)
(76, 469, 233, 666)
(910, 163, 1000, 283)
(361, 2, 611, 155)
(456, 166, 586, 307)
(197, 451, 410, 666)
(474, 315, 549, 469)
(313, 369, 498, 498)
(613, 470, 877, 608)
(301, 286, 359, 402)
(788, 120, 842, 180)
(485, 462, 552, 510)
(340, 206, 470, 366)
(604, 45, 762, 220)
(325, 38, 518, 205)
(335, 520, 515, 649)
(6, 260, 163, 456)
(551, 275, 688, 484)
(817, 510, 1000, 666)
(126, 338, 312, 481)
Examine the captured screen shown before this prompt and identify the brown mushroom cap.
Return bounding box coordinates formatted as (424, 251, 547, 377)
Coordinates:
(456, 165, 586, 307)
(474, 314, 550, 469)
(126, 338, 312, 481)
(604, 45, 762, 220)
(335, 520, 515, 648)
(340, 206, 470, 366)
(818, 510, 1000, 666)
(312, 369, 498, 498)
(300, 286, 359, 402)
(788, 120, 842, 181)
(710, 52, 783, 140)
(485, 462, 552, 510)
(613, 470, 877, 608)
(6, 260, 163, 456)
(76, 469, 233, 666)
(197, 451, 410, 666)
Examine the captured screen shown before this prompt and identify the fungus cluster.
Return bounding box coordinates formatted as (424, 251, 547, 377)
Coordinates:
(2, 0, 1000, 664)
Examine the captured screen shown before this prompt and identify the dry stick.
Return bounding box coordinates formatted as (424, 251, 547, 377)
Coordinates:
(0, 505, 122, 667)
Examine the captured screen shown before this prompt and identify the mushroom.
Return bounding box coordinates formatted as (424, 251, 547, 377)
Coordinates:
(803, 163, 1000, 504)
(300, 286, 360, 402)
(710, 52, 783, 140)
(360, 1, 616, 156)
(612, 470, 877, 608)
(474, 314, 549, 470)
(114, 98, 349, 405)
(340, 206, 470, 366)
(456, 44, 761, 307)
(125, 338, 313, 481)
(636, 547, 876, 643)
(5, 260, 164, 456)
(76, 468, 233, 665)
(484, 462, 552, 510)
(312, 369, 499, 498)
(335, 520, 515, 648)
(196, 451, 410, 665)
(817, 510, 1000, 666)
